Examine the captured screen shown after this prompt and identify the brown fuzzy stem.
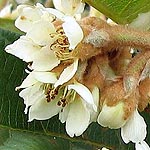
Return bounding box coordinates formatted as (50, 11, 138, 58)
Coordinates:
(109, 25, 150, 50)
(72, 17, 150, 60)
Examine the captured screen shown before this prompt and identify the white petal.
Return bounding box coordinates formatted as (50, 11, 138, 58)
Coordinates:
(92, 86, 99, 109)
(28, 95, 61, 121)
(26, 20, 56, 46)
(62, 0, 85, 15)
(135, 141, 150, 150)
(62, 16, 83, 49)
(15, 6, 42, 32)
(53, 0, 62, 11)
(31, 46, 60, 71)
(41, 11, 55, 22)
(32, 71, 57, 83)
(54, 0, 85, 16)
(59, 105, 70, 123)
(72, 2, 85, 15)
(90, 86, 100, 122)
(16, 72, 37, 90)
(5, 36, 41, 62)
(19, 82, 43, 114)
(121, 109, 147, 144)
(54, 59, 78, 87)
(68, 82, 97, 111)
(45, 7, 65, 20)
(97, 102, 126, 129)
(53, 0, 71, 15)
(17, 71, 57, 90)
(66, 98, 90, 137)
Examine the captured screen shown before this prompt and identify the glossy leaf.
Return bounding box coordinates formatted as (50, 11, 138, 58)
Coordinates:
(84, 0, 150, 24)
(0, 126, 101, 150)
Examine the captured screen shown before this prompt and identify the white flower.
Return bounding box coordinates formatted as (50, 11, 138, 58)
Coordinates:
(17, 71, 57, 114)
(121, 109, 150, 150)
(53, 0, 85, 16)
(20, 71, 97, 137)
(5, 3, 83, 72)
(15, 3, 54, 32)
(17, 65, 97, 137)
(97, 102, 127, 129)
(15, 3, 83, 48)
(59, 82, 97, 137)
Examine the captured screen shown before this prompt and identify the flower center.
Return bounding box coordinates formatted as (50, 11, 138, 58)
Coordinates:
(44, 84, 76, 106)
(50, 28, 71, 60)
(57, 87, 76, 107)
(43, 84, 59, 102)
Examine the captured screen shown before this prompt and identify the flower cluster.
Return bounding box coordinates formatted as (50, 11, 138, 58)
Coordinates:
(5, 1, 98, 137)
(4, 0, 150, 149)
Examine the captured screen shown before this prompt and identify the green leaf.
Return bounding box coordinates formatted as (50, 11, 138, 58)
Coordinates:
(84, 0, 150, 24)
(0, 18, 24, 34)
(0, 126, 102, 150)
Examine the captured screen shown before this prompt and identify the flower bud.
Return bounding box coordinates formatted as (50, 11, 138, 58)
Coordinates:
(97, 81, 136, 129)
(97, 102, 127, 129)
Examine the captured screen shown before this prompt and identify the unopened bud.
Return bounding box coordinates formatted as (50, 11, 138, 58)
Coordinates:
(97, 102, 127, 129)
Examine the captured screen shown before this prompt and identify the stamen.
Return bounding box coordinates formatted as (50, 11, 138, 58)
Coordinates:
(61, 98, 66, 102)
(46, 96, 51, 102)
(57, 98, 67, 107)
(49, 27, 71, 61)
(56, 86, 77, 108)
(44, 85, 59, 103)
(62, 102, 66, 107)
(55, 51, 72, 60)
(57, 101, 62, 106)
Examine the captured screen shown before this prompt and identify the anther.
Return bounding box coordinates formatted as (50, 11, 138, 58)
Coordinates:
(57, 101, 62, 106)
(50, 95, 55, 100)
(46, 96, 51, 102)
(62, 102, 66, 107)
(61, 98, 66, 103)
